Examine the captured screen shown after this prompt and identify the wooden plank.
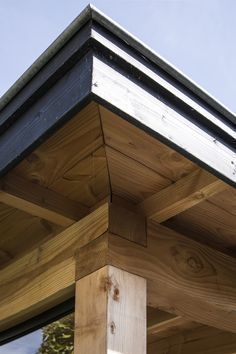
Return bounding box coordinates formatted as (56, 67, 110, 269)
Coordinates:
(106, 146, 170, 203)
(0, 203, 62, 267)
(76, 221, 236, 332)
(147, 315, 198, 342)
(93, 30, 235, 140)
(0, 204, 109, 331)
(14, 102, 103, 190)
(0, 173, 88, 227)
(100, 105, 196, 182)
(92, 57, 236, 186)
(148, 326, 236, 354)
(109, 202, 146, 245)
(164, 198, 236, 255)
(138, 169, 228, 222)
(74, 265, 146, 354)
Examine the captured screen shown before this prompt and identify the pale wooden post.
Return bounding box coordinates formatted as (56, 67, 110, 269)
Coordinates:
(74, 265, 147, 354)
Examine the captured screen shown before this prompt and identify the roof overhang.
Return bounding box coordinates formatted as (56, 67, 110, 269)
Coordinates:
(0, 5, 235, 186)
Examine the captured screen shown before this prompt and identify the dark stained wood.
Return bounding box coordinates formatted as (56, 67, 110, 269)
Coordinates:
(0, 53, 93, 177)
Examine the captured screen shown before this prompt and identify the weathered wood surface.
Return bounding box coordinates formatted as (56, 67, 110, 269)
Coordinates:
(75, 266, 146, 354)
(14, 103, 109, 208)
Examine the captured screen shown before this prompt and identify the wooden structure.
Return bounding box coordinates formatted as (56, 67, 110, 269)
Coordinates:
(0, 5, 235, 353)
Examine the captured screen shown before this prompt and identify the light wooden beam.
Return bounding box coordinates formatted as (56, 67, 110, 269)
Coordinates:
(0, 202, 145, 331)
(148, 326, 236, 354)
(138, 169, 228, 222)
(0, 204, 109, 331)
(76, 218, 236, 332)
(2, 202, 236, 334)
(147, 315, 197, 343)
(0, 173, 88, 227)
(74, 265, 146, 354)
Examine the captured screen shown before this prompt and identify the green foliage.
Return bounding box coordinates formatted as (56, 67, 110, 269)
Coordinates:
(36, 313, 74, 354)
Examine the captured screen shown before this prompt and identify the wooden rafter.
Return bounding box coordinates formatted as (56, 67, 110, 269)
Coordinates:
(148, 325, 236, 354)
(138, 168, 228, 222)
(1, 202, 236, 333)
(147, 315, 197, 342)
(0, 204, 109, 331)
(0, 173, 88, 226)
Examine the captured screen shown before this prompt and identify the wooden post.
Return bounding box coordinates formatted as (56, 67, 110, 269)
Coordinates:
(74, 265, 147, 354)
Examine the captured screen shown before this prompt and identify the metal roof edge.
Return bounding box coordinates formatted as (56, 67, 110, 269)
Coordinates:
(0, 3, 235, 126)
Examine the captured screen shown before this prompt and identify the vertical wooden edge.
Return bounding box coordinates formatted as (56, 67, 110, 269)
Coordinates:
(74, 265, 147, 354)
(109, 202, 147, 246)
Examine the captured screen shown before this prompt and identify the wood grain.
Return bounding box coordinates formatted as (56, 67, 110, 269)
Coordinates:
(0, 203, 62, 267)
(100, 105, 197, 181)
(147, 315, 198, 343)
(106, 146, 170, 203)
(0, 204, 109, 330)
(164, 199, 236, 256)
(148, 326, 236, 354)
(0, 173, 88, 227)
(76, 219, 236, 332)
(13, 102, 109, 208)
(138, 168, 227, 222)
(75, 265, 146, 354)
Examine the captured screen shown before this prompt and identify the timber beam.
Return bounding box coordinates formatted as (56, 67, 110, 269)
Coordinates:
(1, 202, 236, 334)
(0, 173, 88, 227)
(138, 168, 228, 222)
(76, 213, 236, 332)
(148, 326, 236, 354)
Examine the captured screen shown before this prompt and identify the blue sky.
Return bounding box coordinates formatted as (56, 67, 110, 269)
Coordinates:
(0, 330, 42, 353)
(0, 0, 235, 113)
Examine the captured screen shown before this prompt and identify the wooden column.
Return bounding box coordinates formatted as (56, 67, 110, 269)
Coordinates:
(74, 265, 147, 354)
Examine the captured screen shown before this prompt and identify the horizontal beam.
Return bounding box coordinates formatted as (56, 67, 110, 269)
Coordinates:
(76, 220, 236, 332)
(2, 202, 236, 333)
(92, 57, 236, 186)
(0, 202, 145, 331)
(147, 316, 197, 342)
(0, 204, 109, 331)
(148, 326, 236, 354)
(138, 169, 227, 222)
(0, 173, 88, 227)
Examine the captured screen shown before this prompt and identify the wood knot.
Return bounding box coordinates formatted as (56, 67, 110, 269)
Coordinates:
(113, 287, 120, 301)
(102, 276, 113, 292)
(110, 321, 116, 334)
(187, 256, 203, 273)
